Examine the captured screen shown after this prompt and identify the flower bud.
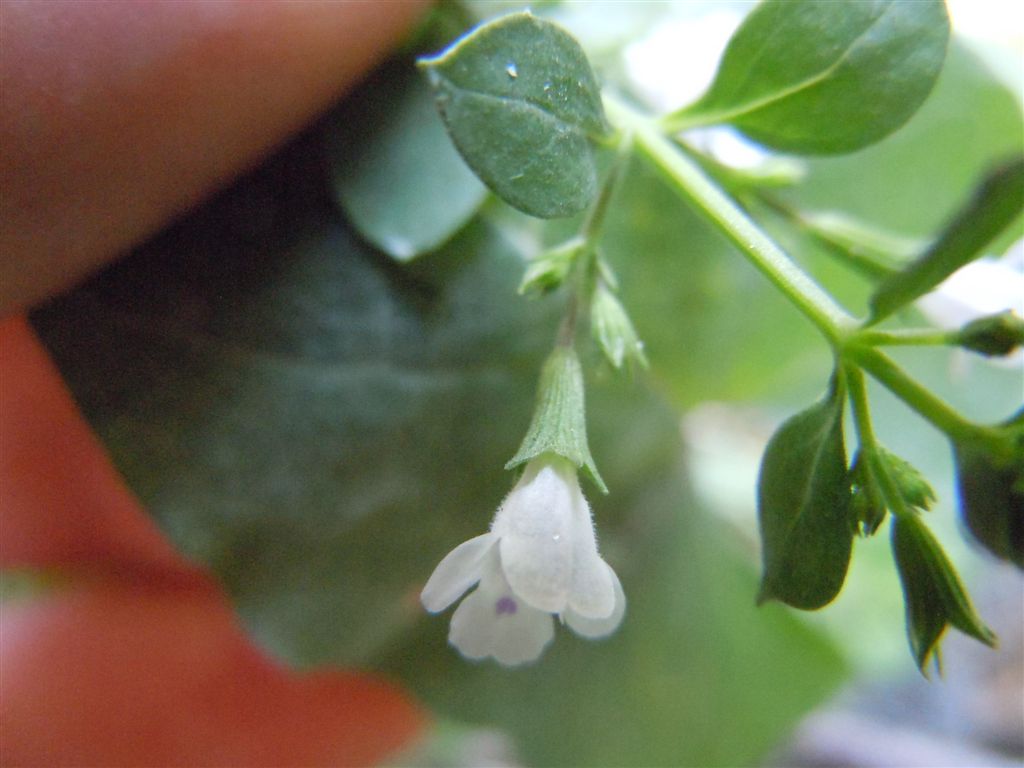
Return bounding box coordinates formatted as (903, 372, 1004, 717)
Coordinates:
(519, 237, 586, 295)
(590, 283, 648, 371)
(506, 345, 606, 493)
(891, 514, 995, 675)
(956, 310, 1024, 357)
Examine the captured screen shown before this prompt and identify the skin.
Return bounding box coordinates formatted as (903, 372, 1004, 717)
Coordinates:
(0, 0, 429, 314)
(0, 2, 431, 762)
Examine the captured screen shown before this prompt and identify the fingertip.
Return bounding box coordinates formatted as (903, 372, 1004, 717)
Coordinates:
(0, 0, 431, 313)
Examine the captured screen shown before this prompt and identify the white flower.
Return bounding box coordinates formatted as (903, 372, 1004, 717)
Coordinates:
(421, 454, 626, 666)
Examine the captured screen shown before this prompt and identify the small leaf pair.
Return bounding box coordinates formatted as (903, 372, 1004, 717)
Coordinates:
(519, 241, 646, 372)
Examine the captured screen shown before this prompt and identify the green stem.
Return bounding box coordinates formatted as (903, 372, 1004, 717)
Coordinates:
(846, 365, 907, 516)
(662, 108, 741, 135)
(556, 291, 579, 348)
(582, 132, 633, 246)
(846, 364, 878, 450)
(847, 366, 916, 519)
(673, 140, 806, 195)
(854, 327, 957, 348)
(555, 132, 634, 350)
(846, 345, 985, 443)
(754, 194, 905, 282)
(605, 95, 858, 345)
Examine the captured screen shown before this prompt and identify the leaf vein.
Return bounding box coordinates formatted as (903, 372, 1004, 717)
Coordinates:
(691, 1, 896, 126)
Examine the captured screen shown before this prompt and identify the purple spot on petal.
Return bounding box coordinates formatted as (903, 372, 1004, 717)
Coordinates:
(495, 596, 518, 615)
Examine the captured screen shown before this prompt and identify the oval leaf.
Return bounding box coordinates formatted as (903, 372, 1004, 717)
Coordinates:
(953, 410, 1024, 569)
(788, 42, 1024, 238)
(419, 12, 609, 218)
(757, 375, 853, 609)
(870, 156, 1024, 322)
(326, 63, 487, 261)
(670, 0, 950, 155)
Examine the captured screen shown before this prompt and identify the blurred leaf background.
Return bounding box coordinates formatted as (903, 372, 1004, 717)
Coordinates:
(27, 1, 1023, 766)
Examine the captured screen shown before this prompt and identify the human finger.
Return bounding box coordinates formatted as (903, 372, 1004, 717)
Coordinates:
(0, 0, 429, 314)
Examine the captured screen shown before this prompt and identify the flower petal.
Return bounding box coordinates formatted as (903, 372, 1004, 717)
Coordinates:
(448, 552, 554, 666)
(566, 489, 615, 619)
(493, 458, 574, 612)
(564, 563, 626, 639)
(420, 533, 496, 613)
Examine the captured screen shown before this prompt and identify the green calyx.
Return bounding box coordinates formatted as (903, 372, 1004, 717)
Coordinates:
(891, 513, 996, 675)
(506, 345, 606, 493)
(590, 282, 648, 371)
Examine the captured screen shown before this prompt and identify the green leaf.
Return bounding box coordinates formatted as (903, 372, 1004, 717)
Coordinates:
(506, 345, 606, 493)
(30, 104, 845, 766)
(891, 513, 996, 674)
(669, 0, 950, 155)
(419, 11, 609, 218)
(757, 374, 854, 609)
(790, 42, 1024, 239)
(870, 156, 1024, 321)
(326, 63, 487, 261)
(953, 410, 1024, 568)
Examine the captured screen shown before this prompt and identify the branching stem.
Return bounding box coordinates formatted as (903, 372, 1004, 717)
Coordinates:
(555, 131, 635, 350)
(845, 345, 990, 444)
(846, 364, 878, 450)
(582, 132, 633, 247)
(846, 365, 913, 519)
(605, 95, 859, 346)
(604, 94, 1002, 449)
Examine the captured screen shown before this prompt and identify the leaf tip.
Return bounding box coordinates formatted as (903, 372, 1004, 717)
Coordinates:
(585, 461, 609, 495)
